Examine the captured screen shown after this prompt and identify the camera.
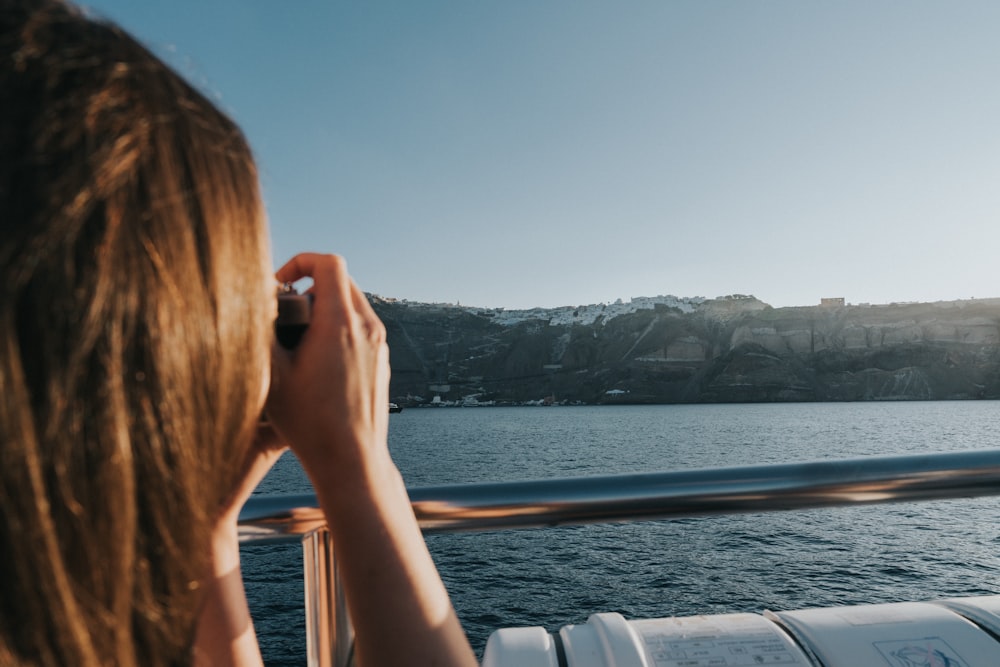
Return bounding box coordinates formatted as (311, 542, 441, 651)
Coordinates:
(275, 283, 311, 349)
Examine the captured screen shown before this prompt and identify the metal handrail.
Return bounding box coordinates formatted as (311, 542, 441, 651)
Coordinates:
(241, 448, 1000, 540)
(238, 448, 1000, 667)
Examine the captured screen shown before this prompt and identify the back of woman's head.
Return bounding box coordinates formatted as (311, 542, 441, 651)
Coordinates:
(0, 1, 272, 664)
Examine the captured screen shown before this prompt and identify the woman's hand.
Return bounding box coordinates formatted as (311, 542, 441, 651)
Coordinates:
(265, 254, 392, 491)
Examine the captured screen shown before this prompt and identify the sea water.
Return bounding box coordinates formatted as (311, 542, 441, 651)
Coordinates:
(242, 401, 1000, 665)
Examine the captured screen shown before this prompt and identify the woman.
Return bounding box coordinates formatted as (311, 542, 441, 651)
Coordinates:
(0, 1, 477, 665)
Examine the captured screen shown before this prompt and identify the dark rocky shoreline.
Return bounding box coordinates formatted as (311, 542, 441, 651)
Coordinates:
(371, 295, 1000, 407)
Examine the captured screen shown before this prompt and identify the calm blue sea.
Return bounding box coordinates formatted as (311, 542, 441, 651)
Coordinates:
(242, 401, 1000, 665)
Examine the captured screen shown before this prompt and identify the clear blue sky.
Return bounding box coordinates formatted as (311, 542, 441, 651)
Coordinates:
(82, 1, 1000, 309)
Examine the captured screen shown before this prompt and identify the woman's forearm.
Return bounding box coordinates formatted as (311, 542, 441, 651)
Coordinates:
(312, 455, 477, 667)
(192, 524, 265, 667)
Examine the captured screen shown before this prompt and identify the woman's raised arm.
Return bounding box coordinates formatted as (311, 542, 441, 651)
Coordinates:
(266, 253, 478, 667)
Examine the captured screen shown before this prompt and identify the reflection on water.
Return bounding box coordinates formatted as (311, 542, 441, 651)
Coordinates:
(244, 401, 1000, 665)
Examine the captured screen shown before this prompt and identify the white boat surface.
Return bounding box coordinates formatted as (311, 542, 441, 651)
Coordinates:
(483, 596, 1000, 666)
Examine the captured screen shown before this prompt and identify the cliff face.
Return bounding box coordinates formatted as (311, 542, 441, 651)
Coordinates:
(370, 296, 1000, 406)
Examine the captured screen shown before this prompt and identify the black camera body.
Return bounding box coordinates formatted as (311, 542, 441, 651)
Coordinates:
(275, 284, 311, 349)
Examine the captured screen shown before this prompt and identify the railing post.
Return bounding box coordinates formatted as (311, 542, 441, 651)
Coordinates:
(302, 528, 353, 667)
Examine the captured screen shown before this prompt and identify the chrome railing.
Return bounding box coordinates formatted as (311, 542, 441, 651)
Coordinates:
(239, 449, 1000, 667)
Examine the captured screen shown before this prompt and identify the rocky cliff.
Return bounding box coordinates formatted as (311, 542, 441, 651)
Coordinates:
(370, 295, 1000, 406)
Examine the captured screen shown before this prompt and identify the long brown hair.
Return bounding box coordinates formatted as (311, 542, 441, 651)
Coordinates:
(0, 1, 272, 664)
